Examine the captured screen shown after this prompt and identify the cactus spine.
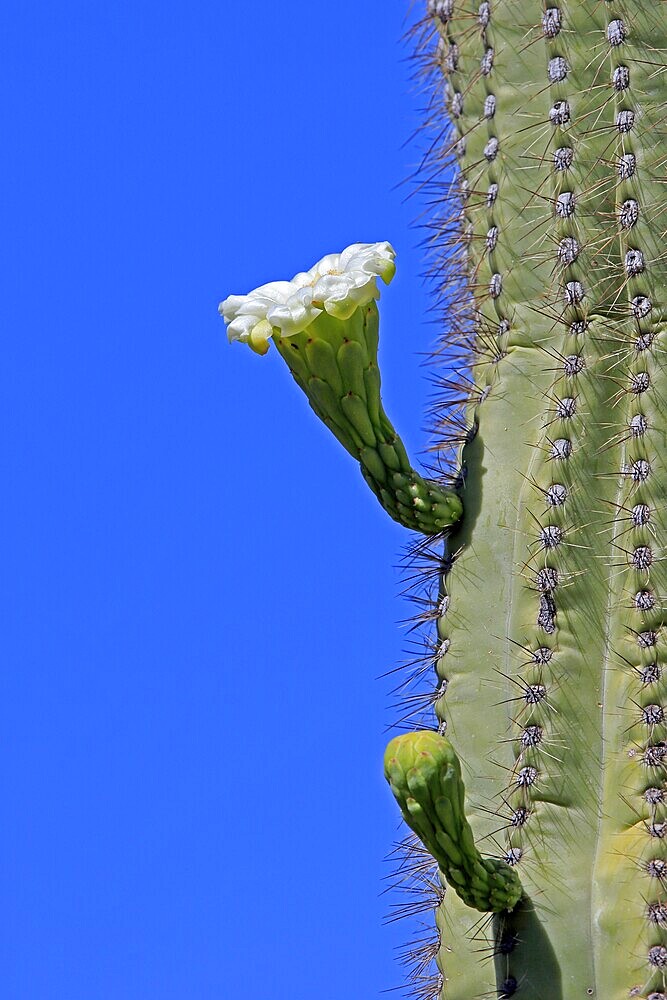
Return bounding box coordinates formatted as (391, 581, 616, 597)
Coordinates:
(221, 0, 665, 995)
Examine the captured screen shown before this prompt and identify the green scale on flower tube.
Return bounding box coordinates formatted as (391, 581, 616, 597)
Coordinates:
(273, 306, 462, 535)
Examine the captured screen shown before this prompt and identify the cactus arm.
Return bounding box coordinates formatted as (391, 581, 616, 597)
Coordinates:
(384, 731, 523, 912)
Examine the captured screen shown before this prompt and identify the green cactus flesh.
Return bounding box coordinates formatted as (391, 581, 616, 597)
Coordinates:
(391, 0, 666, 997)
(273, 303, 462, 535)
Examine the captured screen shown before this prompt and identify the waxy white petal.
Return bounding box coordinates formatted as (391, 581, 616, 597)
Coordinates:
(220, 242, 396, 348)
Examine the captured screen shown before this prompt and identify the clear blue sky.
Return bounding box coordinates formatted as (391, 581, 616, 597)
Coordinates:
(1, 3, 449, 997)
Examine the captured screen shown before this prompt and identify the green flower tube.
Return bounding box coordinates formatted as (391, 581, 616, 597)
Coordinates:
(220, 243, 463, 535)
(384, 730, 523, 913)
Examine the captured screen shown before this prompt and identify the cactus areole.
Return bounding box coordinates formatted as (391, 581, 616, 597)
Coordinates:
(221, 0, 666, 996)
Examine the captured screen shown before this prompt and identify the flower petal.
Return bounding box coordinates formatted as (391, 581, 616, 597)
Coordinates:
(226, 313, 261, 342)
(267, 287, 321, 336)
(220, 242, 396, 348)
(248, 319, 273, 354)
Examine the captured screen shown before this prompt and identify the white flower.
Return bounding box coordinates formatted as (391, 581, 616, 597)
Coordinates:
(220, 241, 396, 353)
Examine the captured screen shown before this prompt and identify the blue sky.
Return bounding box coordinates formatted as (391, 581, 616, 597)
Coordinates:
(1, 3, 448, 997)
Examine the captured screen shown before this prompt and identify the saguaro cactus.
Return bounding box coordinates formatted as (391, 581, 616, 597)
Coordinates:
(221, 0, 665, 997)
(391, 1, 665, 996)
